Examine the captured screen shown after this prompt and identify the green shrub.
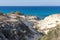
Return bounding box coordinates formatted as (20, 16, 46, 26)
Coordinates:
(40, 24, 60, 40)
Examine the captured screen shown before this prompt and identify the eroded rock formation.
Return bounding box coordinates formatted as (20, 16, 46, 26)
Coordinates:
(0, 12, 35, 40)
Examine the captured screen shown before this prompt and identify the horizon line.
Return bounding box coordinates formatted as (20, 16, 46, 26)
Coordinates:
(0, 5, 60, 6)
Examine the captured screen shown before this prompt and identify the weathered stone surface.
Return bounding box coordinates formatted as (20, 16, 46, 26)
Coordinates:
(0, 13, 34, 40)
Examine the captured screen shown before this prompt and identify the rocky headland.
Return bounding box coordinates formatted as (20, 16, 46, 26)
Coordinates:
(0, 12, 43, 40)
(0, 12, 60, 40)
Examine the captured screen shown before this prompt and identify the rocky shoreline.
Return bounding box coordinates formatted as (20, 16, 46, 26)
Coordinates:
(0, 12, 60, 40)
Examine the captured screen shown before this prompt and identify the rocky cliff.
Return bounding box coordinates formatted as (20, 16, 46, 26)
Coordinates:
(34, 14, 60, 40)
(0, 12, 60, 40)
(33, 14, 60, 34)
(0, 12, 37, 40)
(0, 12, 43, 40)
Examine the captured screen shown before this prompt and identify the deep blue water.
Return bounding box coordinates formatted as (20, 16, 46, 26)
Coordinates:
(0, 6, 60, 18)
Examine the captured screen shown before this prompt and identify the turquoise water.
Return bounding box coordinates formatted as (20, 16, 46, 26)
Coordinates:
(0, 6, 60, 18)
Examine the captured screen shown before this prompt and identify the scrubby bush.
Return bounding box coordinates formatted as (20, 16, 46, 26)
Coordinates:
(15, 11, 23, 15)
(40, 24, 60, 40)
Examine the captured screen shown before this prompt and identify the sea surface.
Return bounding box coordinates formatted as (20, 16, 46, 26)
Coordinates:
(0, 6, 60, 18)
(0, 6, 60, 40)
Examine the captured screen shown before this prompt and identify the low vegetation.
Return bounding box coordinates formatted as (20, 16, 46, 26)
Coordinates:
(40, 24, 60, 40)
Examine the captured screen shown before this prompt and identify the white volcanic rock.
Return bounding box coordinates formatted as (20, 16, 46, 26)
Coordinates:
(33, 14, 60, 34)
(19, 15, 26, 19)
(27, 16, 37, 20)
(8, 14, 17, 18)
(7, 19, 18, 22)
(26, 16, 38, 23)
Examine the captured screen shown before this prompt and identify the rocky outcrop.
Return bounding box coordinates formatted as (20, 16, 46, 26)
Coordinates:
(0, 12, 43, 40)
(31, 14, 60, 40)
(0, 12, 35, 40)
(33, 14, 60, 34)
(2, 12, 60, 40)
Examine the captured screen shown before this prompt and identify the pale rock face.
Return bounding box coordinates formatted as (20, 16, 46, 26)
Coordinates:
(44, 30, 49, 34)
(33, 14, 60, 34)
(28, 16, 37, 19)
(9, 14, 17, 18)
(27, 16, 38, 23)
(19, 15, 26, 19)
(7, 19, 18, 22)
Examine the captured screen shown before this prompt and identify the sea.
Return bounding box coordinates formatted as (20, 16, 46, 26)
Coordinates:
(0, 6, 60, 40)
(0, 6, 60, 18)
